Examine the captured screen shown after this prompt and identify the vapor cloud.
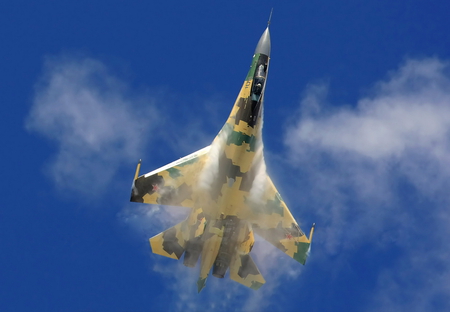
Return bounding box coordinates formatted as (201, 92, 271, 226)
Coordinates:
(285, 57, 450, 311)
(26, 55, 157, 196)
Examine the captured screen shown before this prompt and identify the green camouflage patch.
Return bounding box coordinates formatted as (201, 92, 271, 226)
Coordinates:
(245, 53, 261, 81)
(167, 167, 182, 179)
(250, 280, 264, 290)
(197, 277, 207, 293)
(264, 196, 284, 216)
(293, 242, 310, 265)
(246, 195, 283, 216)
(227, 131, 256, 152)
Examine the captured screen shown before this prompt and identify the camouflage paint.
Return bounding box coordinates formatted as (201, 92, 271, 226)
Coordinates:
(130, 26, 314, 293)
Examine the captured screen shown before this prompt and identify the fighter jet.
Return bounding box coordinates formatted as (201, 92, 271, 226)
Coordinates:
(130, 22, 315, 293)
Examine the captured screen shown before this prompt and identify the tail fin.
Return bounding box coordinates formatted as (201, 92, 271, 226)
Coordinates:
(229, 254, 265, 290)
(149, 221, 187, 260)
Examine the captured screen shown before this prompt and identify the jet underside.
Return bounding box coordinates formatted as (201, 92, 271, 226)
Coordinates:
(130, 25, 314, 293)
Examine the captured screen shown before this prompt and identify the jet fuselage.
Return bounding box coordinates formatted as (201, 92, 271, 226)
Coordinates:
(130, 25, 313, 293)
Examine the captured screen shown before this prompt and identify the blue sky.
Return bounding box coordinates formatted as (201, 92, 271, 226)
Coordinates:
(2, 1, 450, 311)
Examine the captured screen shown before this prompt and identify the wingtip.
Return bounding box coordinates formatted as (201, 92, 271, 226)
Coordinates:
(134, 159, 142, 181)
(309, 223, 315, 243)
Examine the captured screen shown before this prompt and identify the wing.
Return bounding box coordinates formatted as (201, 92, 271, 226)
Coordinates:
(250, 176, 314, 265)
(130, 146, 210, 208)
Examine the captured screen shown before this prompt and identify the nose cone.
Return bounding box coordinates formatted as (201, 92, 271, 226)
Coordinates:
(254, 27, 271, 57)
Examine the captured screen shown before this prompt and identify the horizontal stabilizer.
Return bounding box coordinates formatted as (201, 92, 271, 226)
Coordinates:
(229, 254, 265, 290)
(149, 221, 187, 260)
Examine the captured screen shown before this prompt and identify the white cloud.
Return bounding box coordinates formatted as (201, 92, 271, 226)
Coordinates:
(285, 57, 450, 310)
(26, 55, 158, 196)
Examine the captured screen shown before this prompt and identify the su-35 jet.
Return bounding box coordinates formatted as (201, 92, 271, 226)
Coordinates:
(130, 22, 315, 293)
